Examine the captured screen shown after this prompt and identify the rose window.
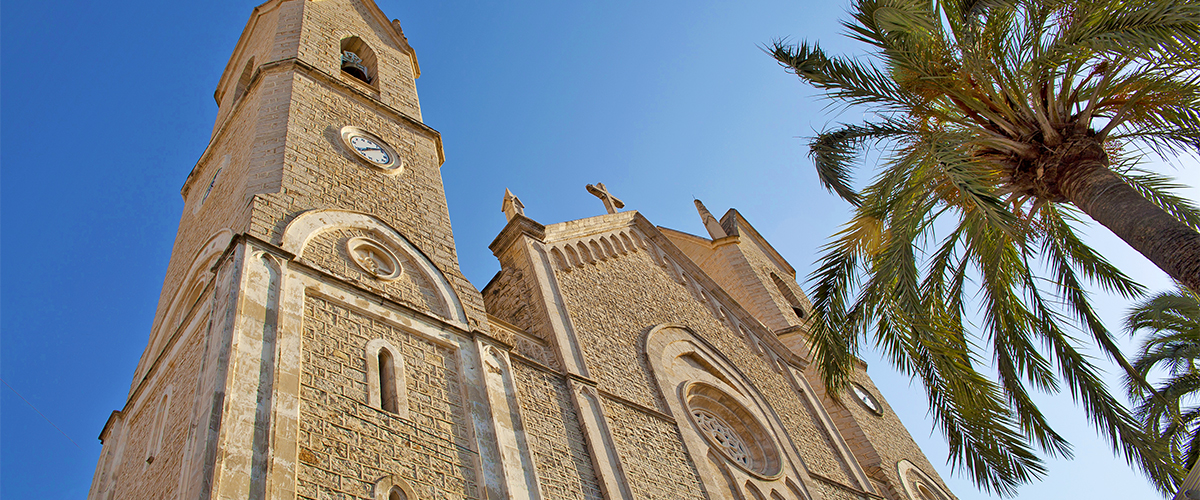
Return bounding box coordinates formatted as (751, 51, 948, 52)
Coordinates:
(692, 408, 751, 467)
(685, 382, 782, 478)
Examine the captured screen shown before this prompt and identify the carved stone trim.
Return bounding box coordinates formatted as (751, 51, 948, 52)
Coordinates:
(372, 474, 419, 500)
(896, 460, 950, 500)
(347, 236, 403, 281)
(280, 209, 468, 327)
(684, 382, 783, 479)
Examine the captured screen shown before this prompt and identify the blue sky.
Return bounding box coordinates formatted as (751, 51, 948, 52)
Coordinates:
(1, 1, 1193, 498)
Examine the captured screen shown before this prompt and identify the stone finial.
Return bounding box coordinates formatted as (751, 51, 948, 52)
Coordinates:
(694, 199, 728, 239)
(501, 188, 525, 221)
(586, 183, 625, 215)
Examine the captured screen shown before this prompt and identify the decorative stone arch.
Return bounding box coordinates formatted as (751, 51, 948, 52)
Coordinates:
(563, 244, 581, 268)
(619, 232, 637, 254)
(340, 35, 378, 85)
(372, 474, 418, 500)
(160, 229, 233, 339)
(365, 338, 409, 419)
(233, 56, 255, 103)
(549, 246, 569, 270)
(644, 324, 817, 500)
(897, 460, 951, 500)
(588, 239, 605, 260)
(770, 273, 807, 321)
(145, 384, 173, 465)
(281, 209, 467, 327)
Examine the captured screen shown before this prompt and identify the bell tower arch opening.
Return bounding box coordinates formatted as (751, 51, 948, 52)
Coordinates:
(341, 36, 377, 85)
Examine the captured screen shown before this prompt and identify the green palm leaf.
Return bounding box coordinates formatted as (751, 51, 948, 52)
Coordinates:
(773, 0, 1200, 495)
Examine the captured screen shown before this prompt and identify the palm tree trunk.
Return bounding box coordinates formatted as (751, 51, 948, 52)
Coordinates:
(1060, 156, 1200, 292)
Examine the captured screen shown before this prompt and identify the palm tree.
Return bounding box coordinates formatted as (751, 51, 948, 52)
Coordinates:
(770, 0, 1200, 495)
(1127, 288, 1200, 491)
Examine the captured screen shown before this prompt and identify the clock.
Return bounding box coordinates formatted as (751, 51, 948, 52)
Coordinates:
(350, 135, 390, 164)
(340, 126, 402, 172)
(851, 383, 883, 415)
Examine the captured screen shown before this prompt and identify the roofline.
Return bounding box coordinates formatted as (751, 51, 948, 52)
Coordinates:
(213, 0, 419, 105)
(720, 209, 796, 278)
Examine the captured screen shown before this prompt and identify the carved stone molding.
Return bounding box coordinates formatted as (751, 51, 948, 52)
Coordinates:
(347, 236, 403, 281)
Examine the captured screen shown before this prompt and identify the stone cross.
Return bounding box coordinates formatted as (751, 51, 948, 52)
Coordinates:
(586, 183, 625, 214)
(501, 188, 525, 221)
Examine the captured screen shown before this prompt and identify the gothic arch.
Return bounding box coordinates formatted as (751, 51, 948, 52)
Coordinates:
(281, 209, 467, 326)
(159, 229, 233, 340)
(896, 460, 951, 500)
(644, 324, 816, 500)
(372, 474, 418, 500)
(365, 338, 409, 419)
(340, 36, 377, 85)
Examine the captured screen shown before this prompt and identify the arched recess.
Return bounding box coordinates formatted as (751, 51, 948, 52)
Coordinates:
(145, 385, 173, 465)
(233, 57, 255, 103)
(372, 474, 418, 500)
(281, 209, 467, 327)
(365, 338, 409, 419)
(770, 273, 807, 321)
(153, 229, 234, 354)
(644, 324, 817, 500)
(340, 36, 377, 85)
(896, 460, 951, 500)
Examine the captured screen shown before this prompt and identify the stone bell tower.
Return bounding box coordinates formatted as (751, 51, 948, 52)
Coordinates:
(89, 1, 494, 499)
(90, 2, 959, 500)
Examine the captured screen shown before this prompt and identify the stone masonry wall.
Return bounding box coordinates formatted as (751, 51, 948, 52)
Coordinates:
(482, 266, 534, 335)
(301, 227, 449, 319)
(600, 397, 707, 500)
(138, 9, 297, 388)
(249, 70, 488, 330)
(298, 295, 479, 500)
(110, 303, 209, 499)
(511, 360, 603, 500)
(549, 233, 861, 489)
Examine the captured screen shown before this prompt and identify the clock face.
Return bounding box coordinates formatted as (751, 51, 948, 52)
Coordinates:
(349, 135, 391, 165)
(339, 126, 403, 172)
(852, 384, 882, 414)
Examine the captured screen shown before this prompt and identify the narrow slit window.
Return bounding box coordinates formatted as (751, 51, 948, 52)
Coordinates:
(365, 339, 408, 418)
(379, 348, 398, 413)
(146, 390, 171, 464)
(771, 273, 808, 322)
(233, 57, 255, 103)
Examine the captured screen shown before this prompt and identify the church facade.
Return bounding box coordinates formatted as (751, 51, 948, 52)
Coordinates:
(87, 2, 956, 500)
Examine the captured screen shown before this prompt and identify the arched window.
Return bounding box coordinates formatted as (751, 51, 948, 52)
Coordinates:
(374, 474, 417, 500)
(233, 57, 255, 103)
(146, 388, 171, 464)
(340, 36, 377, 84)
(378, 348, 398, 413)
(897, 460, 950, 500)
(365, 339, 408, 418)
(770, 273, 808, 321)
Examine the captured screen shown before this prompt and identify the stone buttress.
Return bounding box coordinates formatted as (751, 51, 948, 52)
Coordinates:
(481, 198, 957, 500)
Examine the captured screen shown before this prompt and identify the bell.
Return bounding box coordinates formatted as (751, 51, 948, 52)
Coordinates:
(341, 51, 371, 83)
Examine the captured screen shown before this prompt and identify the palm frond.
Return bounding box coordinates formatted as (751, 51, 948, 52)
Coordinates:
(776, 0, 1200, 494)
